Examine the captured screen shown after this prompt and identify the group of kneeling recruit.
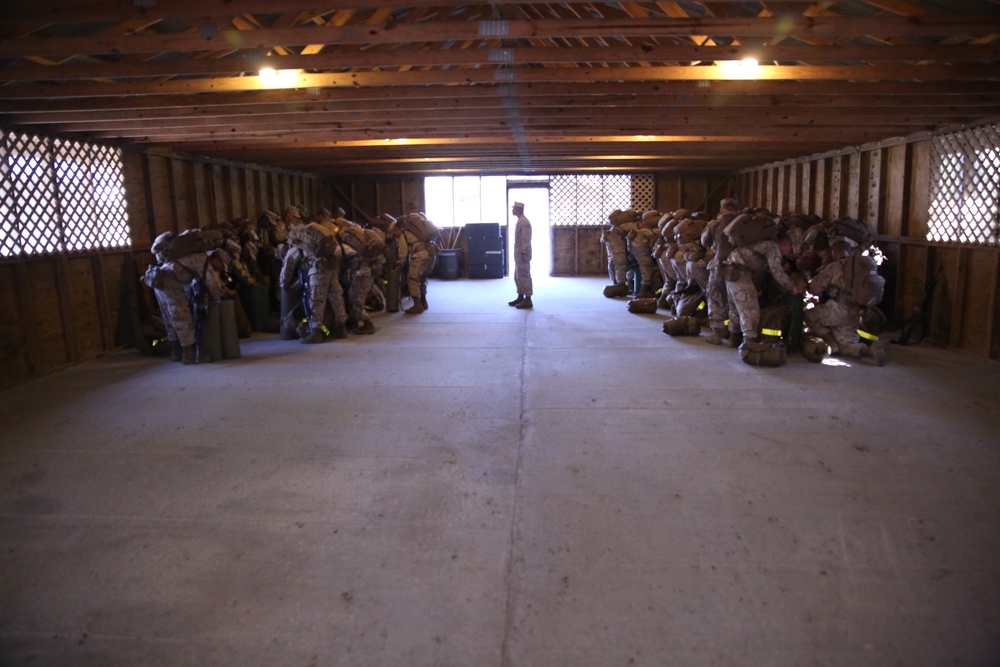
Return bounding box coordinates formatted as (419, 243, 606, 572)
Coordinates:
(601, 198, 888, 367)
(142, 204, 442, 364)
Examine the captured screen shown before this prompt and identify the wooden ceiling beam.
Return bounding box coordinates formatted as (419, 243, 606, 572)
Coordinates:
(125, 125, 916, 148)
(36, 105, 977, 133)
(2, 43, 997, 83)
(1, 0, 838, 24)
(7, 94, 998, 126)
(2, 63, 998, 101)
(2, 16, 998, 58)
(1, 81, 994, 115)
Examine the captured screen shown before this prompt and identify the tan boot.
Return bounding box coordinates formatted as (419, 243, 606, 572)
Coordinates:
(515, 296, 533, 309)
(705, 327, 728, 345)
(300, 327, 325, 344)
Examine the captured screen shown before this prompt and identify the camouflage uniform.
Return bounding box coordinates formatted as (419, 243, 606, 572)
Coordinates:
(280, 242, 348, 337)
(400, 229, 437, 312)
(145, 249, 226, 363)
(701, 212, 739, 337)
(805, 257, 867, 358)
(513, 209, 533, 299)
(601, 210, 639, 285)
(343, 242, 375, 332)
(627, 224, 660, 296)
(653, 228, 680, 300)
(722, 239, 795, 342)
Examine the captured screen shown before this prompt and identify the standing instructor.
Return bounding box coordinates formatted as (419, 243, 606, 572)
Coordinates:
(508, 201, 534, 309)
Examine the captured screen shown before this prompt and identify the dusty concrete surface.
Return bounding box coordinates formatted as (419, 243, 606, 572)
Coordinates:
(2, 275, 999, 666)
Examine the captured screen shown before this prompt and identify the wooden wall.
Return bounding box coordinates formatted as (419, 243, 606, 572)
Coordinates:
(736, 139, 1000, 361)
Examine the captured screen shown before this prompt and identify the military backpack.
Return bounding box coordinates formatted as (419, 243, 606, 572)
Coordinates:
(723, 212, 780, 247)
(287, 222, 336, 256)
(839, 254, 884, 307)
(398, 213, 440, 243)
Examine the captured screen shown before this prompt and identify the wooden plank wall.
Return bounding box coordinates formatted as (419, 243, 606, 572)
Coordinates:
(0, 147, 337, 389)
(735, 139, 1000, 361)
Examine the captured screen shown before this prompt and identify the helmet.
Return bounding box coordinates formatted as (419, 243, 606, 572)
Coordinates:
(151, 232, 175, 264)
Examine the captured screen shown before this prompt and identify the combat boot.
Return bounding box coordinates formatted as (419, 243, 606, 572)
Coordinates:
(727, 330, 743, 348)
(420, 295, 428, 310)
(181, 344, 197, 365)
(330, 321, 348, 339)
(516, 296, 533, 309)
(404, 301, 424, 314)
(170, 340, 183, 362)
(353, 319, 375, 335)
(509, 294, 524, 306)
(296, 321, 310, 339)
(864, 341, 887, 367)
(705, 327, 728, 345)
(196, 346, 213, 363)
(300, 327, 325, 344)
(637, 283, 655, 298)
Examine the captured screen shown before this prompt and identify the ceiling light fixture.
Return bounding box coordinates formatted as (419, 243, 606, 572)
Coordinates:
(718, 58, 759, 79)
(258, 68, 300, 87)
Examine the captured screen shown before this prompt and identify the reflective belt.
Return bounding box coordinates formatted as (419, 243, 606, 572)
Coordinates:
(761, 327, 783, 337)
(697, 301, 706, 311)
(857, 329, 879, 341)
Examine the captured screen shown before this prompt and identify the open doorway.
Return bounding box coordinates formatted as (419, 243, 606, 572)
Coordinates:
(506, 184, 551, 276)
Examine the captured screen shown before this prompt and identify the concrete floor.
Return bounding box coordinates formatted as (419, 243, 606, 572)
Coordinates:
(1, 275, 999, 667)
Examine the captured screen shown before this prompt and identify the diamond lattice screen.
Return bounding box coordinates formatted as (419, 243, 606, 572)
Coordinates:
(0, 131, 131, 257)
(550, 174, 654, 226)
(928, 123, 1000, 246)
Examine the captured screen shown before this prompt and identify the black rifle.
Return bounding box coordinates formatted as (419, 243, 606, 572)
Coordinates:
(892, 265, 944, 345)
(298, 267, 313, 324)
(189, 257, 211, 351)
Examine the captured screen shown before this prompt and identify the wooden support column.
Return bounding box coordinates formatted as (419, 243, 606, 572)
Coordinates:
(14, 260, 39, 377)
(53, 257, 79, 364)
(949, 248, 968, 349)
(989, 249, 1000, 360)
(91, 255, 114, 351)
(140, 153, 160, 244)
(167, 158, 182, 233)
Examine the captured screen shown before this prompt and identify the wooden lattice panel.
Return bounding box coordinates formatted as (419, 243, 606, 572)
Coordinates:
(550, 174, 653, 226)
(1, 131, 131, 258)
(928, 123, 1000, 246)
(631, 174, 655, 213)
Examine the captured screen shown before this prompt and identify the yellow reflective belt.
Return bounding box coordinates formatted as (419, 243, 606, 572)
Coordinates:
(857, 329, 878, 341)
(761, 327, 783, 337)
(697, 301, 706, 311)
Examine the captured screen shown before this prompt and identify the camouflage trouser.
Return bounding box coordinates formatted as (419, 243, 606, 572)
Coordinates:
(656, 254, 678, 292)
(635, 249, 658, 288)
(154, 282, 196, 347)
(514, 258, 533, 297)
(725, 271, 760, 340)
(347, 265, 374, 323)
(804, 299, 865, 357)
(605, 238, 628, 283)
(686, 260, 709, 292)
(407, 251, 436, 300)
(308, 264, 346, 328)
(705, 268, 729, 330)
